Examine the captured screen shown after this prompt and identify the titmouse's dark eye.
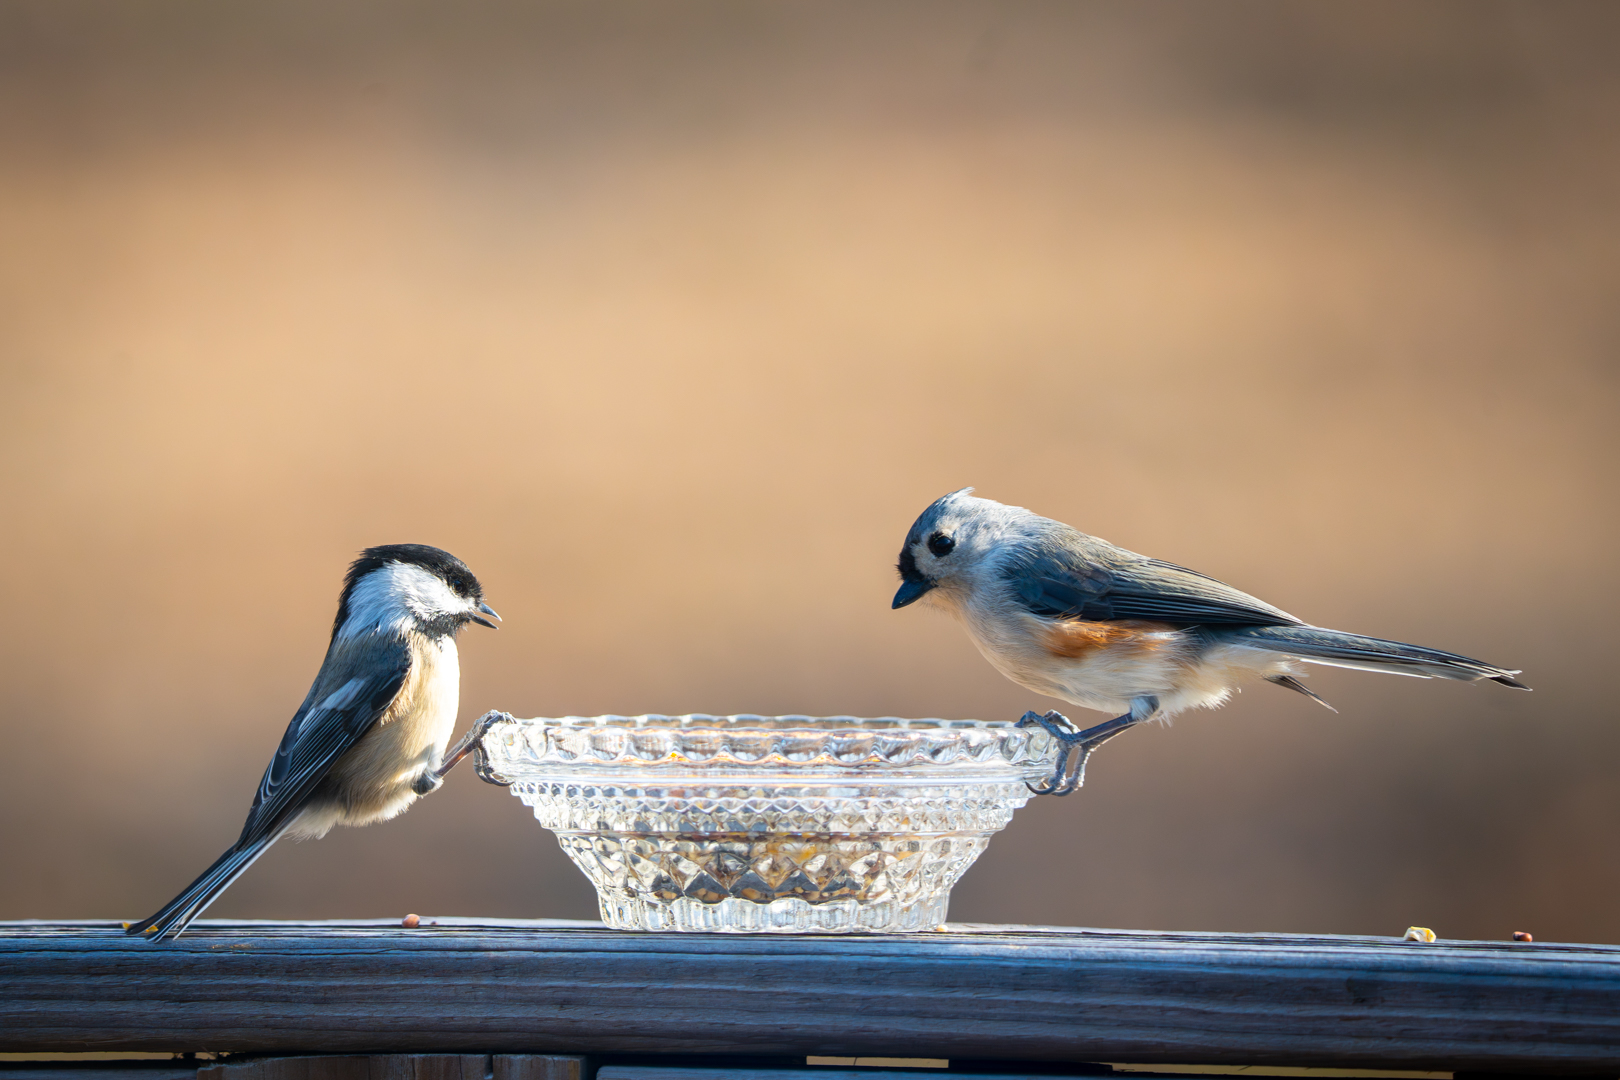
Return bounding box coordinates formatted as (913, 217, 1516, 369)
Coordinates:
(927, 533, 956, 558)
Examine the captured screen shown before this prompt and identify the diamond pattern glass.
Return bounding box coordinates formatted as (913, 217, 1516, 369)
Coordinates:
(476, 715, 1060, 933)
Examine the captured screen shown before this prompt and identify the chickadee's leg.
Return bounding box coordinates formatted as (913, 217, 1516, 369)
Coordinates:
(419, 710, 514, 793)
(1018, 696, 1159, 796)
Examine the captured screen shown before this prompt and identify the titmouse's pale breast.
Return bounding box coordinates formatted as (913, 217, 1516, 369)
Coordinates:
(953, 589, 1271, 715)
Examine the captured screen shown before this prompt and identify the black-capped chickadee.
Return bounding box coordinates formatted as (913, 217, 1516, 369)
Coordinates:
(127, 544, 501, 940)
(893, 489, 1527, 795)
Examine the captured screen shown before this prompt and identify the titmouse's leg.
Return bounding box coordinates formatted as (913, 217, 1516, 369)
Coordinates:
(1017, 696, 1159, 796)
(412, 710, 513, 795)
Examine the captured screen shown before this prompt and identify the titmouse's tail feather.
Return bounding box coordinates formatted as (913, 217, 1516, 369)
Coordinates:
(125, 827, 286, 941)
(1231, 625, 1529, 689)
(1265, 673, 1338, 712)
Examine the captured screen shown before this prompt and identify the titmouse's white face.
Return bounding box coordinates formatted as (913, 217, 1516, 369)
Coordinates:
(893, 488, 1023, 610)
(335, 549, 499, 640)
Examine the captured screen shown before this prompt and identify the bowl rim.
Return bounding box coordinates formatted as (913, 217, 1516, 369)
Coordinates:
(494, 713, 1016, 730)
(473, 713, 1055, 779)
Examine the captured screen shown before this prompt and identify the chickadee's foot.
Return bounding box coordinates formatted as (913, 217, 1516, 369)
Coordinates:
(1017, 698, 1158, 796)
(411, 770, 444, 796)
(431, 709, 514, 784)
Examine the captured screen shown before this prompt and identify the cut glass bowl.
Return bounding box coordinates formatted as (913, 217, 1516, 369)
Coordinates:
(474, 714, 1061, 933)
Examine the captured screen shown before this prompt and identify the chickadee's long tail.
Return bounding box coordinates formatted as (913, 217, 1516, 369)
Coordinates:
(1228, 625, 1529, 689)
(124, 827, 286, 941)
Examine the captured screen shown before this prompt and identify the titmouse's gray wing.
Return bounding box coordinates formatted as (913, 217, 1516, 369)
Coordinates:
(1001, 529, 1303, 626)
(237, 633, 412, 845)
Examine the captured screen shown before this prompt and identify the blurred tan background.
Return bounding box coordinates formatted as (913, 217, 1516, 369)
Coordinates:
(2, 1, 1617, 942)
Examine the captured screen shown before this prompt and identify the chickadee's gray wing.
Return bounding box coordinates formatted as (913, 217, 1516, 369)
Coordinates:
(1002, 532, 1303, 627)
(237, 633, 412, 845)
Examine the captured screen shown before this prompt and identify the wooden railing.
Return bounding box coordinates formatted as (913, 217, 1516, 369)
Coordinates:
(4, 921, 1619, 1076)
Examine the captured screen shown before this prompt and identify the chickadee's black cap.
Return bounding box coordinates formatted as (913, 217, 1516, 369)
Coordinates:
(333, 543, 484, 635)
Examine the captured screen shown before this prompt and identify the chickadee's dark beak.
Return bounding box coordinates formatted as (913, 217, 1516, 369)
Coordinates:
(892, 578, 933, 609)
(471, 601, 501, 629)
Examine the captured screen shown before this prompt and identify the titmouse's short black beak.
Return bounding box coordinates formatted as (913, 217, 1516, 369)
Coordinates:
(471, 601, 501, 629)
(893, 546, 933, 609)
(892, 578, 933, 609)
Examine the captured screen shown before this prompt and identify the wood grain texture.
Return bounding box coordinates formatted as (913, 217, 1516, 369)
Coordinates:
(0, 1067, 200, 1080)
(199, 1059, 373, 1080)
(3, 921, 1618, 1072)
(491, 1058, 582, 1080)
(193, 1055, 579, 1080)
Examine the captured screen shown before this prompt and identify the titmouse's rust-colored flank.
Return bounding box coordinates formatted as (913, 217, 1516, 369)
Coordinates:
(893, 489, 1527, 795)
(127, 544, 500, 940)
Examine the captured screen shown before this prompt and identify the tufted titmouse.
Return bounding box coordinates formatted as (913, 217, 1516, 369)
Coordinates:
(893, 489, 1527, 795)
(126, 544, 501, 939)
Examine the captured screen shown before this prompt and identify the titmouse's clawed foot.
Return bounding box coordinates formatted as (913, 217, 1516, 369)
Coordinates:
(1017, 709, 1079, 738)
(432, 709, 513, 783)
(411, 771, 444, 796)
(1017, 710, 1091, 795)
(1017, 697, 1158, 796)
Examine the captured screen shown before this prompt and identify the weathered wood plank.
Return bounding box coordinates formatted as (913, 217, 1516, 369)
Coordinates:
(197, 1058, 492, 1080)
(3, 921, 1618, 1073)
(199, 1060, 371, 1080)
(490, 1057, 582, 1080)
(599, 1070, 1040, 1080)
(0, 1066, 199, 1080)
(192, 1055, 582, 1080)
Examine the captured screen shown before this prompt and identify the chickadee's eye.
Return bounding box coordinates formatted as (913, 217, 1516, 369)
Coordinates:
(927, 533, 956, 558)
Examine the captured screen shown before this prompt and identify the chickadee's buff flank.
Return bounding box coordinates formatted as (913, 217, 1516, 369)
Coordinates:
(126, 544, 500, 940)
(894, 489, 1526, 794)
